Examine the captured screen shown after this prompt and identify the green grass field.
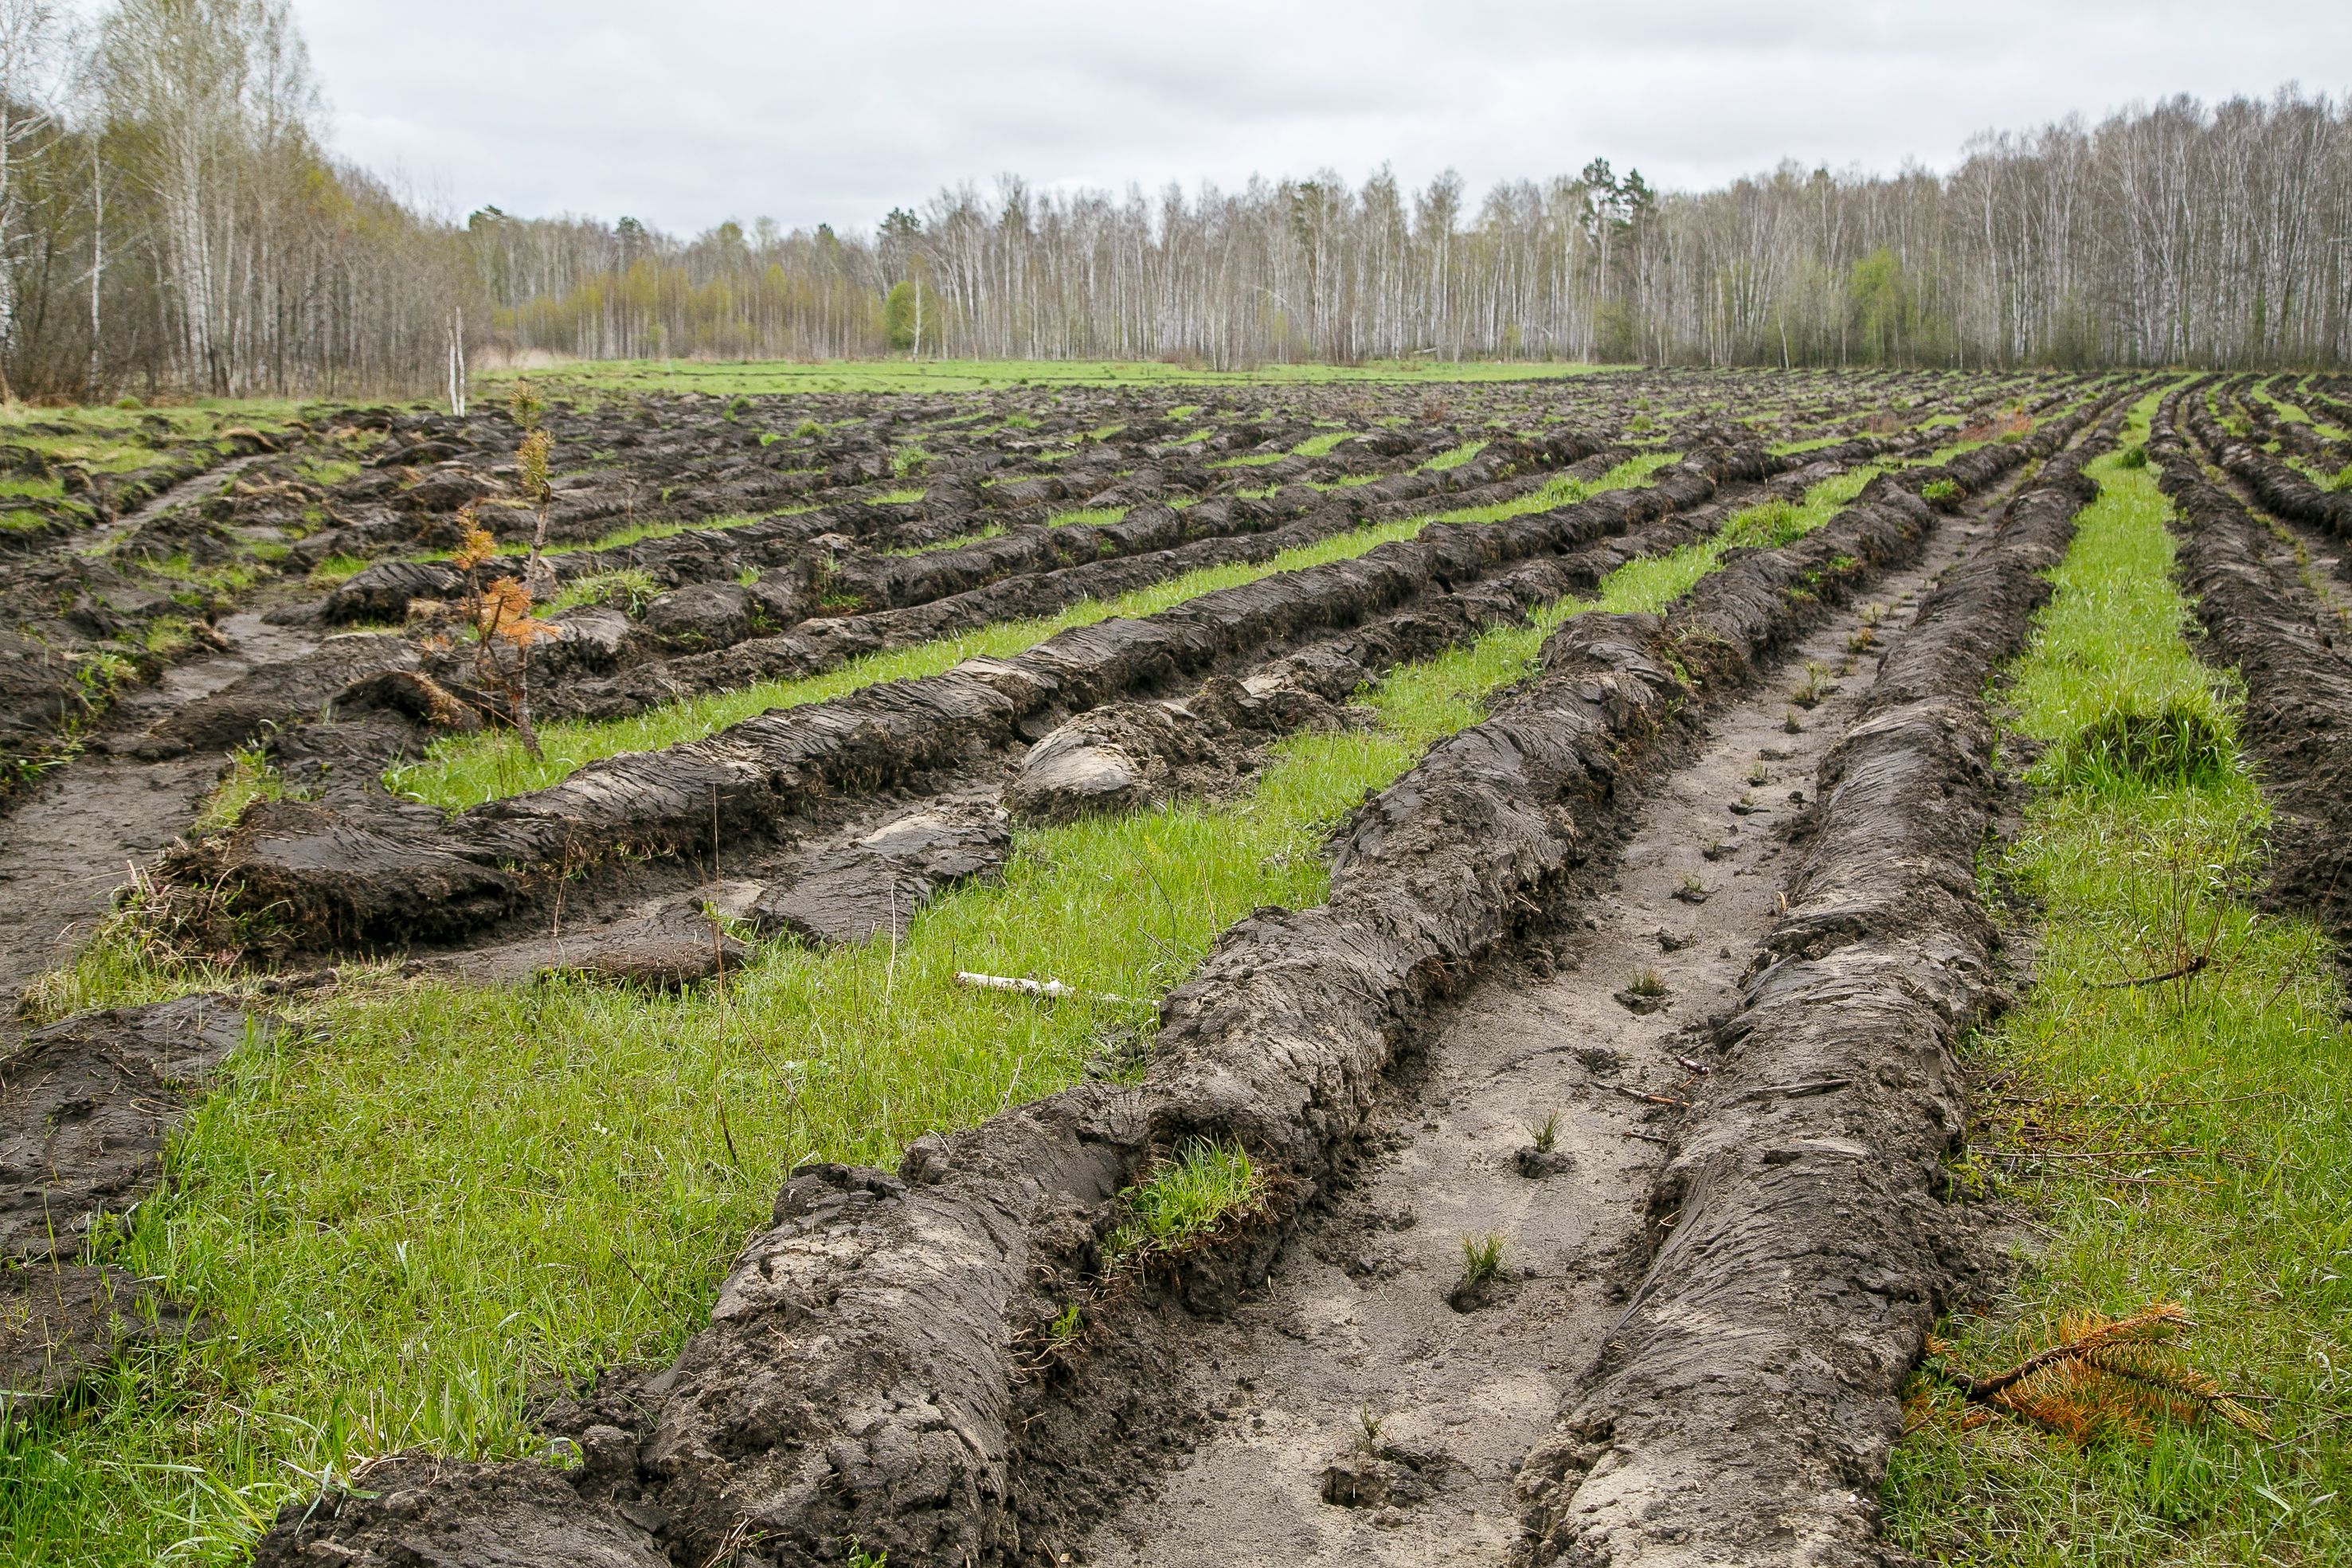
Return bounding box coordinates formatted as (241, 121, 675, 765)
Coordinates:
(479, 356, 1636, 397)
(3, 454, 1881, 1568)
(1884, 393, 2352, 1563)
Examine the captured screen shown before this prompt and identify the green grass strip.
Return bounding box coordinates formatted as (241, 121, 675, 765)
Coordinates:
(880, 522, 1009, 557)
(2254, 382, 2351, 444)
(1883, 395, 2352, 1564)
(483, 358, 1626, 397)
(1040, 506, 1127, 530)
(387, 453, 1679, 811)
(7, 462, 1868, 1566)
(1424, 454, 1682, 525)
(1206, 429, 1356, 468)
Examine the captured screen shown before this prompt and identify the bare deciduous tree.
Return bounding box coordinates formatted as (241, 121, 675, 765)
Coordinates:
(0, 16, 2341, 403)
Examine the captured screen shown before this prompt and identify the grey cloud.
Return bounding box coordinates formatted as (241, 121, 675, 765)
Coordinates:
(292, 0, 2350, 234)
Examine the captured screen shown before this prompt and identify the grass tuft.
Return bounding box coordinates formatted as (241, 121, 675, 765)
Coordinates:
(1104, 1140, 1266, 1264)
(2050, 698, 2234, 792)
(1458, 1231, 1507, 1288)
(543, 568, 659, 617)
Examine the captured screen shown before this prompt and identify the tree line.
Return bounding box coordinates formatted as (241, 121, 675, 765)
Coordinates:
(507, 89, 2342, 375)
(0, 0, 481, 401)
(0, 0, 2344, 400)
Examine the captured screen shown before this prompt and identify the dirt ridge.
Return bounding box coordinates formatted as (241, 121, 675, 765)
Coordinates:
(1510, 412, 2119, 1567)
(2153, 389, 2352, 955)
(248, 393, 2119, 1568)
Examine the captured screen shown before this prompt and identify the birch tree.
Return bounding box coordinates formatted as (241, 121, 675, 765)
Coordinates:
(0, 0, 57, 400)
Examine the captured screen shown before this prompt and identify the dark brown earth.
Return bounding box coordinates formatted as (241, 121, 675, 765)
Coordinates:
(0, 612, 319, 1030)
(750, 796, 1012, 946)
(0, 370, 2132, 1566)
(2153, 385, 2352, 956)
(0, 994, 264, 1418)
(243, 387, 2123, 1567)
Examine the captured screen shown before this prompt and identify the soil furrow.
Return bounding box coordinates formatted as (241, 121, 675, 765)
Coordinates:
(1510, 413, 2119, 1568)
(2184, 381, 2352, 624)
(2150, 389, 2352, 956)
(74, 452, 272, 557)
(2190, 383, 2352, 553)
(1075, 486, 1988, 1567)
(413, 473, 1814, 977)
(181, 445, 1797, 948)
(0, 611, 319, 1030)
(248, 393, 2117, 1568)
(0, 372, 2123, 1567)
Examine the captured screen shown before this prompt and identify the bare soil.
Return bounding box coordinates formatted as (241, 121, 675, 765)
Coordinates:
(0, 371, 2137, 1565)
(0, 611, 316, 1033)
(1079, 485, 1974, 1566)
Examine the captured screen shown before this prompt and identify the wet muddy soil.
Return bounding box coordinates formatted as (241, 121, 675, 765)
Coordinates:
(0, 611, 319, 1034)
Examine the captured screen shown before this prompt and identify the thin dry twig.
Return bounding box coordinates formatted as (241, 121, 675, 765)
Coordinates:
(2093, 952, 2210, 990)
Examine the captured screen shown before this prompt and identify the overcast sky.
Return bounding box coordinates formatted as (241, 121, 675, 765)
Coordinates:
(290, 0, 2350, 237)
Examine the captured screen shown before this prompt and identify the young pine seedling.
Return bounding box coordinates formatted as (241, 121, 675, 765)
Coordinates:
(1790, 659, 1833, 710)
(1529, 1110, 1560, 1153)
(1459, 1232, 1507, 1288)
